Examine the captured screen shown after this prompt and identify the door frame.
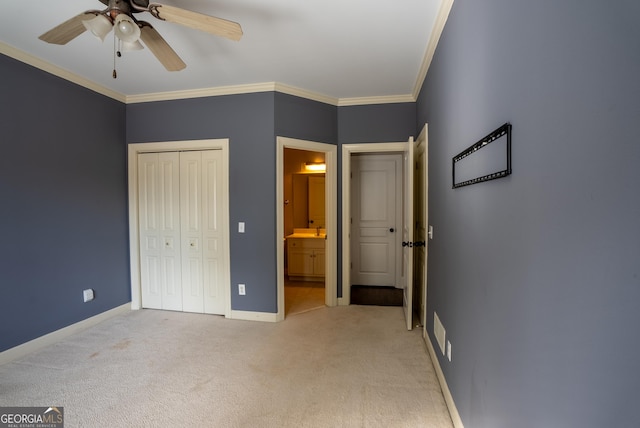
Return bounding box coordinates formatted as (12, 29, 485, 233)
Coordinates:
(276, 137, 338, 321)
(341, 142, 407, 306)
(416, 124, 429, 335)
(127, 139, 232, 318)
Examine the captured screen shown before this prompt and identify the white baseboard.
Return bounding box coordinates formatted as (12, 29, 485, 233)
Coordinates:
(424, 330, 465, 428)
(230, 310, 278, 322)
(0, 303, 131, 366)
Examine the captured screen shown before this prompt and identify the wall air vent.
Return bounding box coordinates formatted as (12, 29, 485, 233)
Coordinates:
(434, 311, 446, 355)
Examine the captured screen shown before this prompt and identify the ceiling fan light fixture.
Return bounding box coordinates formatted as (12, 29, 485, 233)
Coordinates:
(121, 40, 144, 51)
(114, 14, 141, 43)
(82, 14, 113, 41)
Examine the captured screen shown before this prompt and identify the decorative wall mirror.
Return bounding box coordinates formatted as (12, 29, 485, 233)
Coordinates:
(452, 123, 512, 188)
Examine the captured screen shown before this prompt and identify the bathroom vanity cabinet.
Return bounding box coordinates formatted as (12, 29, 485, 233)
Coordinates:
(287, 236, 325, 281)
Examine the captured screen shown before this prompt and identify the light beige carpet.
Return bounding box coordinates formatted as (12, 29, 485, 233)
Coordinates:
(0, 305, 453, 427)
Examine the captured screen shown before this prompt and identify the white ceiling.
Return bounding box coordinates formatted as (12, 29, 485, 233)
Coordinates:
(0, 0, 446, 103)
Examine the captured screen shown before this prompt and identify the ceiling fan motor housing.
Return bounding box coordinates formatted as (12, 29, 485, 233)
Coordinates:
(107, 0, 132, 19)
(99, 0, 149, 13)
(131, 0, 150, 9)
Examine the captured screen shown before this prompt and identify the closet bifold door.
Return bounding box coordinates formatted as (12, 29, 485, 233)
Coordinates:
(180, 150, 225, 315)
(200, 150, 225, 315)
(138, 152, 183, 311)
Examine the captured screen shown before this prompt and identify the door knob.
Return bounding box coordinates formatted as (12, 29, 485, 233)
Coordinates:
(389, 228, 395, 232)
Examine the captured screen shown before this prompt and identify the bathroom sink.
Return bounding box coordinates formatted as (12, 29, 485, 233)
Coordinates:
(286, 228, 326, 238)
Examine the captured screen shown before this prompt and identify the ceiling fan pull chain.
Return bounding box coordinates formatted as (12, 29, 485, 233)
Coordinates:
(112, 30, 118, 79)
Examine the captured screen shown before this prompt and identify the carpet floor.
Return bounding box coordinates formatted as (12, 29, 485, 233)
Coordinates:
(0, 306, 453, 427)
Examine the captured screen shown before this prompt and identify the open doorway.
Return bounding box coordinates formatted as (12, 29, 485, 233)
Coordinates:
(341, 142, 406, 308)
(342, 138, 424, 331)
(284, 148, 326, 316)
(350, 153, 403, 305)
(276, 137, 337, 321)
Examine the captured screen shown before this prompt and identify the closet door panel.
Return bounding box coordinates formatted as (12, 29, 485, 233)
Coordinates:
(138, 154, 162, 309)
(158, 152, 182, 311)
(202, 150, 225, 314)
(180, 152, 205, 313)
(138, 152, 182, 311)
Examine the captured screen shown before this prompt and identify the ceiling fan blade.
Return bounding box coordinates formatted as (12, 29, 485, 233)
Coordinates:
(139, 22, 186, 71)
(149, 4, 243, 41)
(39, 11, 99, 45)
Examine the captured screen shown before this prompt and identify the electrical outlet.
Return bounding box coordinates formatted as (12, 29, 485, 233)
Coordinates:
(238, 283, 246, 295)
(447, 340, 452, 362)
(83, 289, 94, 302)
(238, 222, 245, 233)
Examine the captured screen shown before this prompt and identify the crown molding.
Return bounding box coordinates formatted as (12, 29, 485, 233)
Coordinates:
(338, 94, 416, 106)
(0, 41, 126, 103)
(126, 82, 340, 105)
(126, 82, 279, 104)
(273, 83, 339, 106)
(126, 82, 413, 107)
(412, 0, 454, 99)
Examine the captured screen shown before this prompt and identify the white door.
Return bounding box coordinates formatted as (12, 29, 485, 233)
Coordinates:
(138, 152, 182, 311)
(180, 150, 226, 314)
(200, 151, 226, 315)
(413, 135, 427, 328)
(402, 138, 415, 331)
(350, 154, 402, 287)
(180, 151, 205, 313)
(138, 150, 225, 315)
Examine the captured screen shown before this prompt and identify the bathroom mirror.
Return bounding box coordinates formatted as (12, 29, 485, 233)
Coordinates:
(292, 174, 325, 228)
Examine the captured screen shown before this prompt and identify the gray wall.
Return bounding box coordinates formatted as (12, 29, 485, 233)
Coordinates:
(0, 55, 129, 352)
(0, 54, 416, 349)
(127, 92, 343, 312)
(127, 93, 277, 312)
(275, 92, 337, 144)
(417, 1, 640, 427)
(127, 94, 414, 308)
(338, 103, 416, 144)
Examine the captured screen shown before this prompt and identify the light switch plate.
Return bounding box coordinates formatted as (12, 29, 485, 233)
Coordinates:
(238, 222, 245, 233)
(83, 289, 94, 302)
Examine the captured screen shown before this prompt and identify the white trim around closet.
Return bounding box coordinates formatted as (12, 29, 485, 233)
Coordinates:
(127, 139, 231, 318)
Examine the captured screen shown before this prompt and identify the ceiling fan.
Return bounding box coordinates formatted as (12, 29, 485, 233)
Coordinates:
(38, 0, 243, 74)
